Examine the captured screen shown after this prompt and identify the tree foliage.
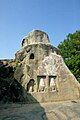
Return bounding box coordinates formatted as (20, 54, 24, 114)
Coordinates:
(58, 31, 80, 82)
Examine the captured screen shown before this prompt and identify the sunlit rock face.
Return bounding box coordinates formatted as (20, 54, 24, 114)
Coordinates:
(14, 30, 80, 103)
(21, 30, 50, 47)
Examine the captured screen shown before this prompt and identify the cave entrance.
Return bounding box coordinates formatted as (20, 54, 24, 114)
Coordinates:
(27, 79, 35, 92)
(30, 53, 34, 59)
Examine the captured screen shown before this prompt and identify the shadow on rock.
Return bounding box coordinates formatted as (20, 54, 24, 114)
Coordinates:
(0, 78, 48, 120)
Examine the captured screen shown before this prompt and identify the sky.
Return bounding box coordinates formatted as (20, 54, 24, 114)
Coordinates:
(0, 0, 80, 59)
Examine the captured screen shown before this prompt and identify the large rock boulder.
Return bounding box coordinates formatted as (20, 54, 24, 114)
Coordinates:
(14, 30, 80, 103)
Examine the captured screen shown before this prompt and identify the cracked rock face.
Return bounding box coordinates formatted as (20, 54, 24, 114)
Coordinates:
(14, 30, 80, 103)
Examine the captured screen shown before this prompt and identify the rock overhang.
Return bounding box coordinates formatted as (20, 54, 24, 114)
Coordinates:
(15, 43, 60, 62)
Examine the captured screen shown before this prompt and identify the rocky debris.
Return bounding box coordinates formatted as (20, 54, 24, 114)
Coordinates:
(0, 60, 14, 78)
(0, 60, 25, 103)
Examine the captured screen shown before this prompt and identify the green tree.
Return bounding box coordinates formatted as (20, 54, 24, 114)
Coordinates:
(58, 30, 80, 82)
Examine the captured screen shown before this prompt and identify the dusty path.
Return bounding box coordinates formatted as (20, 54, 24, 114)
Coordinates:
(0, 100, 80, 120)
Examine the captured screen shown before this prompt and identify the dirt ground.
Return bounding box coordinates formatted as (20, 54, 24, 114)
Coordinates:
(0, 100, 80, 120)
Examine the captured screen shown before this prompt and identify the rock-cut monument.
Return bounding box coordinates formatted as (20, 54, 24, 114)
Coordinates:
(14, 30, 80, 103)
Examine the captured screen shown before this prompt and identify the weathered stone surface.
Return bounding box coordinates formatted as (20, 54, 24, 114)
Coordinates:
(14, 30, 80, 103)
(0, 100, 80, 120)
(21, 30, 50, 47)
